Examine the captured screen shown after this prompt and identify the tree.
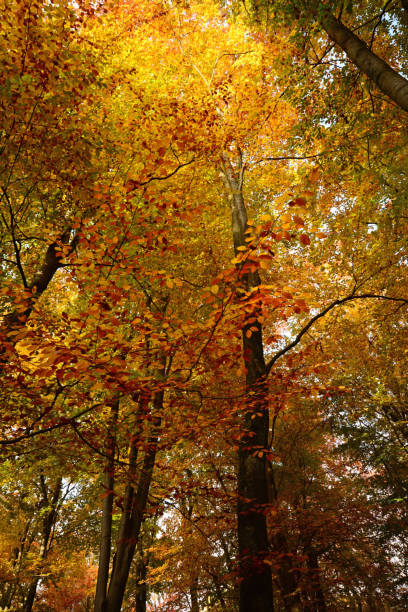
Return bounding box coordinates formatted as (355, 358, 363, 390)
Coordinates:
(240, 0, 408, 112)
(0, 2, 407, 611)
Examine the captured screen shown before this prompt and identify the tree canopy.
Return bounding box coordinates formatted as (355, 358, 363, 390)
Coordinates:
(0, 1, 407, 611)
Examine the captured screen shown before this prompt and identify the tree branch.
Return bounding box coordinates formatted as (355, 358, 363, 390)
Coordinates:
(320, 11, 408, 113)
(126, 157, 195, 193)
(266, 293, 408, 374)
(253, 150, 335, 165)
(368, 0, 395, 50)
(0, 404, 100, 446)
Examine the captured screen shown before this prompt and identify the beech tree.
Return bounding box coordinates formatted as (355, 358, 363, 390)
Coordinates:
(0, 1, 407, 611)
(240, 0, 408, 112)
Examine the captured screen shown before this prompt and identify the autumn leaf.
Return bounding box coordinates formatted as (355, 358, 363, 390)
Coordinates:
(299, 234, 311, 245)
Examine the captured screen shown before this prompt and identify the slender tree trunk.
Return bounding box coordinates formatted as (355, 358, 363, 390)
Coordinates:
(266, 466, 301, 611)
(272, 531, 301, 612)
(218, 533, 239, 607)
(304, 548, 326, 612)
(0, 516, 32, 609)
(190, 576, 200, 612)
(221, 152, 274, 612)
(24, 478, 62, 612)
(134, 553, 147, 612)
(95, 399, 119, 612)
(105, 391, 163, 612)
(320, 11, 408, 113)
(24, 578, 40, 611)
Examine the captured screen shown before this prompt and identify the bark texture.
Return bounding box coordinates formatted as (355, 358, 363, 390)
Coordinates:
(221, 152, 274, 612)
(321, 12, 408, 113)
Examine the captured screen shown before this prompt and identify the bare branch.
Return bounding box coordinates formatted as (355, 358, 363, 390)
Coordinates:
(126, 157, 195, 193)
(253, 150, 336, 165)
(0, 404, 101, 446)
(266, 293, 408, 374)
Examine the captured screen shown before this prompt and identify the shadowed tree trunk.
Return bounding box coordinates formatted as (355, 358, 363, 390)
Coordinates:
(190, 576, 200, 612)
(94, 392, 148, 612)
(304, 548, 326, 612)
(134, 552, 147, 612)
(94, 398, 119, 612)
(266, 462, 301, 611)
(273, 531, 302, 612)
(104, 390, 163, 612)
(96, 296, 168, 612)
(222, 148, 308, 611)
(221, 151, 274, 612)
(24, 477, 62, 612)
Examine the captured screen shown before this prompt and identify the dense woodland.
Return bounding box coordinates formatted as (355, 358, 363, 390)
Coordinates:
(0, 0, 407, 610)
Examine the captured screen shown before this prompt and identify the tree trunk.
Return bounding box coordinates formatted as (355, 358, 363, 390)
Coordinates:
(272, 531, 301, 612)
(190, 576, 200, 612)
(135, 554, 147, 612)
(0, 515, 32, 609)
(0, 230, 77, 364)
(94, 399, 119, 612)
(105, 391, 163, 612)
(321, 11, 408, 113)
(266, 460, 301, 611)
(221, 152, 274, 612)
(305, 548, 326, 612)
(24, 477, 62, 612)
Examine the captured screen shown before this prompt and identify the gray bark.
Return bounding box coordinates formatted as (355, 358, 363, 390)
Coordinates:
(321, 12, 408, 113)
